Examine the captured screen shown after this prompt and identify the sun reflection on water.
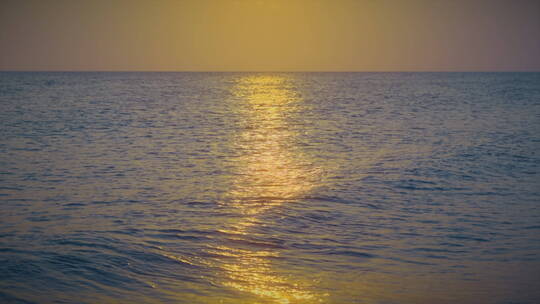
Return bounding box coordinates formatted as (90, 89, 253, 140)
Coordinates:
(211, 75, 322, 303)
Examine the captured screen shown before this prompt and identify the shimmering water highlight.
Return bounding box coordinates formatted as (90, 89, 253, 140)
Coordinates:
(0, 72, 539, 304)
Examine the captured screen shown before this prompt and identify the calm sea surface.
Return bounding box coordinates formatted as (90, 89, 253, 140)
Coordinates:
(0, 72, 539, 304)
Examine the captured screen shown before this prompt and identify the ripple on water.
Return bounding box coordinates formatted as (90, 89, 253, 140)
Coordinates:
(0, 72, 539, 303)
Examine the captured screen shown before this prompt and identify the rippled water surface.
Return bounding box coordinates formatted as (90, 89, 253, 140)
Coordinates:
(1, 72, 539, 304)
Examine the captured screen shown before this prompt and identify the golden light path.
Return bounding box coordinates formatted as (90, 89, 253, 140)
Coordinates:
(211, 75, 324, 303)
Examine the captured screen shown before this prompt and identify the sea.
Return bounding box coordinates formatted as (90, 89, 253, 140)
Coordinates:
(0, 72, 539, 304)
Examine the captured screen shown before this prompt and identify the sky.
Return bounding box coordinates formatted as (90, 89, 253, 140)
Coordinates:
(1, 0, 539, 71)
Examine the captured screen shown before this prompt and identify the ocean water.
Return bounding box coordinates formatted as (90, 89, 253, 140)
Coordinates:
(0, 72, 539, 304)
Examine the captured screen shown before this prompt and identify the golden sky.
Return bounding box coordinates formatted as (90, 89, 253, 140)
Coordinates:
(1, 0, 539, 71)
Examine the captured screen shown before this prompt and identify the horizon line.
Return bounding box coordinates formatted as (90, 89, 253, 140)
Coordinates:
(1, 69, 539, 73)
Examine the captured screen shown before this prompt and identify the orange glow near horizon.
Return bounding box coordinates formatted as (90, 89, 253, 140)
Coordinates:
(1, 0, 539, 71)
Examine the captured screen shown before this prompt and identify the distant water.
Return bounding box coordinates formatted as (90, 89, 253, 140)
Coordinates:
(1, 72, 539, 304)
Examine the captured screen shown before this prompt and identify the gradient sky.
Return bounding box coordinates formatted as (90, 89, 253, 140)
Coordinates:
(1, 0, 539, 71)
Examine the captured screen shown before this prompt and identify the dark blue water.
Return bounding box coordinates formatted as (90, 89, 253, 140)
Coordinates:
(1, 72, 539, 304)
